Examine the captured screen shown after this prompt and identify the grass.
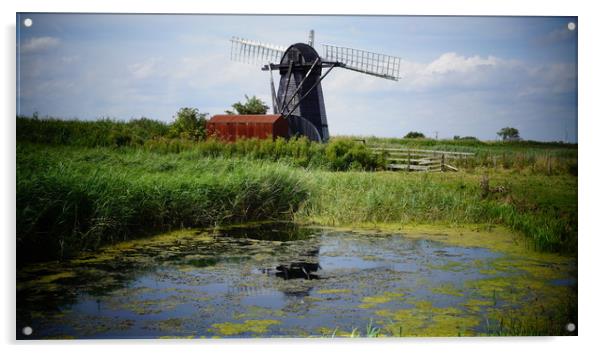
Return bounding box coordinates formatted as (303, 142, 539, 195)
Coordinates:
(325, 310, 577, 337)
(17, 144, 309, 263)
(17, 144, 577, 263)
(17, 117, 384, 171)
(327, 319, 381, 338)
(296, 169, 576, 253)
(485, 309, 577, 336)
(18, 117, 577, 175)
(16, 117, 578, 262)
(361, 134, 578, 176)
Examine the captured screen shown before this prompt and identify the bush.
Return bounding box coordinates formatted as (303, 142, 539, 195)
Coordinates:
(226, 95, 269, 115)
(170, 107, 207, 141)
(404, 131, 425, 139)
(325, 139, 383, 171)
(454, 136, 479, 141)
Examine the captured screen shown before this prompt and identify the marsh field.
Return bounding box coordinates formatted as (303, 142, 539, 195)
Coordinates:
(16, 117, 578, 338)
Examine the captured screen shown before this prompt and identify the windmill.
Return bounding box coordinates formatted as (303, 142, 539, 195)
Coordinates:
(230, 30, 401, 142)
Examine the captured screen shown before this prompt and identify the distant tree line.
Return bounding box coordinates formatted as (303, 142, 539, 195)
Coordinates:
(402, 127, 522, 142)
(454, 135, 479, 141)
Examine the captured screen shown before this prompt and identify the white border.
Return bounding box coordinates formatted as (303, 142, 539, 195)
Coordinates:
(3, 1, 600, 352)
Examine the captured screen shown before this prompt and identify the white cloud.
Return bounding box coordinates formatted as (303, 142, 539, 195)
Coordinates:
(400, 53, 520, 91)
(323, 52, 512, 94)
(423, 52, 501, 74)
(16, 20, 576, 141)
(61, 56, 79, 64)
(324, 51, 574, 99)
(20, 36, 60, 53)
(321, 51, 576, 141)
(128, 58, 163, 80)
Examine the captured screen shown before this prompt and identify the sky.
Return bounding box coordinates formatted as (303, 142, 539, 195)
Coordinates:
(16, 14, 578, 142)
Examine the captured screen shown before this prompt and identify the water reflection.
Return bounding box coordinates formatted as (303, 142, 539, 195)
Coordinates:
(217, 222, 314, 242)
(275, 261, 321, 280)
(16, 223, 577, 339)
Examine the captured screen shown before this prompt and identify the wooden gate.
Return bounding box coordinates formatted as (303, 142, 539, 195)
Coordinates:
(370, 147, 475, 172)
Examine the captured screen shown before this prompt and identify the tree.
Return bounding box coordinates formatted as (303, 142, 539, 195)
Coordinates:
(454, 135, 479, 141)
(404, 131, 425, 139)
(170, 107, 207, 141)
(226, 95, 269, 115)
(497, 127, 520, 141)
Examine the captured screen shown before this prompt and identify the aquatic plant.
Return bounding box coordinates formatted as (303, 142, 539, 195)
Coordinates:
(328, 319, 382, 338)
(297, 169, 576, 253)
(16, 116, 577, 262)
(16, 145, 310, 263)
(17, 140, 577, 263)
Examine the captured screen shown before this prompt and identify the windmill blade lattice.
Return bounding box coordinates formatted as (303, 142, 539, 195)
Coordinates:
(230, 37, 286, 65)
(228, 31, 402, 143)
(322, 44, 401, 81)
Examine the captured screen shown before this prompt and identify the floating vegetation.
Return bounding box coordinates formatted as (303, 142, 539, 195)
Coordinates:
(431, 283, 465, 297)
(209, 320, 281, 336)
(358, 292, 406, 309)
(375, 302, 481, 337)
(316, 289, 352, 295)
(16, 223, 576, 339)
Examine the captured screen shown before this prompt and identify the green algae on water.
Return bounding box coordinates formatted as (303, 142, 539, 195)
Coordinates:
(316, 289, 352, 295)
(17, 223, 576, 338)
(358, 292, 405, 309)
(209, 320, 281, 336)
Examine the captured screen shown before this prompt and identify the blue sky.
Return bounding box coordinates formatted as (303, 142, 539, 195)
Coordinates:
(16, 14, 577, 141)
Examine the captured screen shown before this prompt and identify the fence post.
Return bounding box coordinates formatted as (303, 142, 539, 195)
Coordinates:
(407, 150, 410, 171)
(440, 153, 445, 172)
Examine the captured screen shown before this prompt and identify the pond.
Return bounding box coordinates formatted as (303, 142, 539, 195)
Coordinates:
(16, 223, 577, 339)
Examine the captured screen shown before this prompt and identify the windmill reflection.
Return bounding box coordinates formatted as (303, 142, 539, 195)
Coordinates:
(260, 247, 321, 281)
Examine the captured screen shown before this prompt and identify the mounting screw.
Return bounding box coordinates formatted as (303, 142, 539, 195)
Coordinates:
(568, 22, 576, 31)
(23, 18, 32, 27)
(566, 322, 576, 332)
(22, 326, 33, 335)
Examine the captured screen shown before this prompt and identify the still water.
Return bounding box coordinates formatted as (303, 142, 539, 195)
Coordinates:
(16, 223, 576, 338)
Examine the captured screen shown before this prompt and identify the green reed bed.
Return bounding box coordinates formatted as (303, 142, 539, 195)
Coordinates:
(296, 170, 577, 253)
(17, 142, 577, 263)
(17, 144, 309, 263)
(16, 117, 577, 261)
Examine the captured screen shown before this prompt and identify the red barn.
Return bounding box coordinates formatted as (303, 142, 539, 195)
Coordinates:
(206, 114, 289, 142)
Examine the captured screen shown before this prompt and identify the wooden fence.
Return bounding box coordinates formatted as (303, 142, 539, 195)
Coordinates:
(369, 147, 475, 172)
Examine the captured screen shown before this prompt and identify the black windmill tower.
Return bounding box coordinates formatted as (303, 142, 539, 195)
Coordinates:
(230, 30, 401, 142)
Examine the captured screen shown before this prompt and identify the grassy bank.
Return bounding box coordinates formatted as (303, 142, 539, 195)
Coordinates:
(17, 117, 577, 174)
(17, 141, 577, 263)
(17, 117, 385, 171)
(362, 135, 578, 175)
(297, 170, 576, 253)
(17, 144, 309, 263)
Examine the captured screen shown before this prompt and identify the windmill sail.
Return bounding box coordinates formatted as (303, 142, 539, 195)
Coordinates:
(230, 37, 286, 64)
(322, 44, 401, 81)
(228, 31, 401, 143)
